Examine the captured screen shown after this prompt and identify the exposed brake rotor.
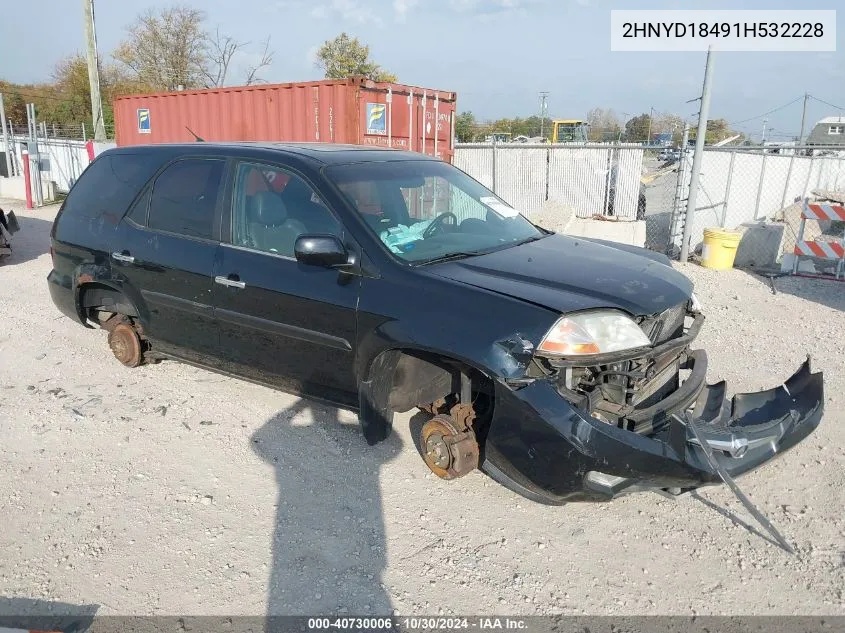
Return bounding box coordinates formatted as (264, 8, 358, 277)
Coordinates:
(420, 414, 479, 480)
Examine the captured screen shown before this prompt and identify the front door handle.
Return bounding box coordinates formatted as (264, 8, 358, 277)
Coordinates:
(112, 251, 135, 264)
(214, 275, 246, 289)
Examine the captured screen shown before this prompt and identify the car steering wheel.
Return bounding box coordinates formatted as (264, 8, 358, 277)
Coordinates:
(423, 212, 458, 239)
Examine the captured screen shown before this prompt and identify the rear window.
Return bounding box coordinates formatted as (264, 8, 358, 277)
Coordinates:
(62, 152, 162, 221)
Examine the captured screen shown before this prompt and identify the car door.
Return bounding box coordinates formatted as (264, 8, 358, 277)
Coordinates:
(111, 156, 226, 363)
(213, 159, 360, 406)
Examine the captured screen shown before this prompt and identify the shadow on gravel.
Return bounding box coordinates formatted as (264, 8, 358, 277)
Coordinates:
(0, 597, 99, 629)
(690, 491, 782, 550)
(252, 393, 403, 618)
(741, 269, 845, 313)
(0, 210, 53, 267)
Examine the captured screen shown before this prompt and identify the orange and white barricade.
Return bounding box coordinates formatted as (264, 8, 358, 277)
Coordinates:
(792, 201, 845, 279)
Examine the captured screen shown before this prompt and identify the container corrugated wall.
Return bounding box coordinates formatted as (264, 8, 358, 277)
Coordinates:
(114, 78, 456, 162)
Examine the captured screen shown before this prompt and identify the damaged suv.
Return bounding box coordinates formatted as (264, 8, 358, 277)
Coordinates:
(47, 143, 824, 504)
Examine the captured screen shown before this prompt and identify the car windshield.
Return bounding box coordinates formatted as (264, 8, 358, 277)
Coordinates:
(324, 160, 544, 263)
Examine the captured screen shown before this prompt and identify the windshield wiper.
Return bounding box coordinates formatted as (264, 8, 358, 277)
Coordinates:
(416, 251, 479, 266)
(514, 234, 548, 246)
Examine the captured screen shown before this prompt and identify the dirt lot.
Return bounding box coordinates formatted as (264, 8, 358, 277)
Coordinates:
(1, 201, 843, 616)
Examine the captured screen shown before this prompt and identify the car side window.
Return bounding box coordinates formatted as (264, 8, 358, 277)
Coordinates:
(147, 158, 225, 240)
(231, 162, 342, 257)
(126, 187, 151, 225)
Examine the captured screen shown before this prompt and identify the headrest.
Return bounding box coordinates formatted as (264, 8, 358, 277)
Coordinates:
(251, 192, 287, 226)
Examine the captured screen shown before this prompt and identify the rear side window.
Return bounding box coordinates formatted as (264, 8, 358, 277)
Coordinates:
(62, 152, 161, 220)
(147, 158, 225, 240)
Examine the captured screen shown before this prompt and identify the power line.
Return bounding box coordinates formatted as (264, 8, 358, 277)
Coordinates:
(728, 96, 804, 126)
(808, 94, 845, 112)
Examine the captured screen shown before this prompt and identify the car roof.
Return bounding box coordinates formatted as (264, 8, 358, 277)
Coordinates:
(105, 142, 441, 165)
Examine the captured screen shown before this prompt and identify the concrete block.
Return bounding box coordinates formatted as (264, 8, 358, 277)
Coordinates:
(733, 222, 785, 268)
(0, 176, 56, 202)
(562, 217, 646, 248)
(530, 200, 575, 234)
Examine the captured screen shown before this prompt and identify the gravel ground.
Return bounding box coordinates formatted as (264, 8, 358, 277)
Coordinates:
(0, 200, 843, 616)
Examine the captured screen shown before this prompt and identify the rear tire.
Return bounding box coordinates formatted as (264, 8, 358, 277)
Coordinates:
(108, 322, 143, 368)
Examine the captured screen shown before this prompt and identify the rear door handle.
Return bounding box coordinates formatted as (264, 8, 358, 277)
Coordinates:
(214, 275, 246, 289)
(112, 251, 135, 263)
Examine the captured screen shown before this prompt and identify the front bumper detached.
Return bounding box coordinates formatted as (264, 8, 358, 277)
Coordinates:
(481, 356, 824, 504)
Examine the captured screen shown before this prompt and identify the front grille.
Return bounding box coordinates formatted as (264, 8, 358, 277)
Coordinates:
(644, 303, 687, 344)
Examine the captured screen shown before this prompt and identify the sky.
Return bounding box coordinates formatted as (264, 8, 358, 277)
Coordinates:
(1, 0, 844, 140)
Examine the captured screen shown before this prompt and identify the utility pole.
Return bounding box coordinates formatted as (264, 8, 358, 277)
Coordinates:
(680, 46, 714, 263)
(761, 118, 768, 144)
(798, 92, 809, 144)
(646, 106, 654, 145)
(539, 91, 549, 139)
(83, 0, 107, 142)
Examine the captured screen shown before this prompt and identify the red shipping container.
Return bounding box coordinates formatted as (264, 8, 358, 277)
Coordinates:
(113, 77, 458, 162)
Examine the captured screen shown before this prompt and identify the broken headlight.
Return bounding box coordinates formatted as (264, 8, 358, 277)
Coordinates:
(537, 310, 652, 357)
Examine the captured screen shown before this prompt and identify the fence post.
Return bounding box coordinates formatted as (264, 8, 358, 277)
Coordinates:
(544, 146, 550, 202)
(720, 149, 736, 227)
(603, 146, 615, 216)
(22, 148, 33, 210)
(491, 137, 497, 194)
(780, 148, 799, 210)
(668, 123, 691, 255)
(753, 152, 767, 220)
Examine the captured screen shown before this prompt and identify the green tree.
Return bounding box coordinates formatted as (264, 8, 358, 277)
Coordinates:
(455, 111, 477, 142)
(624, 113, 652, 142)
(315, 33, 397, 82)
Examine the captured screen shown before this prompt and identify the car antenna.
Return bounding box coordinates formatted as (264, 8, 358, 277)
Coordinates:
(185, 126, 205, 142)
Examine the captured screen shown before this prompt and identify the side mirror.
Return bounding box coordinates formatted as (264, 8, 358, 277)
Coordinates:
(294, 234, 349, 268)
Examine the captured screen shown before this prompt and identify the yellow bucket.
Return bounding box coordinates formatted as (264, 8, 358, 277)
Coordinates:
(701, 228, 742, 270)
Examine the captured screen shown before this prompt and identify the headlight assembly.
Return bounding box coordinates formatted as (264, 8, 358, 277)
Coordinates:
(537, 310, 652, 357)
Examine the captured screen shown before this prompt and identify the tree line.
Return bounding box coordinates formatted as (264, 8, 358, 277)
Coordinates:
(455, 108, 743, 144)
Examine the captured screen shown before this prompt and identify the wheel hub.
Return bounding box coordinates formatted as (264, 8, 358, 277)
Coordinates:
(425, 432, 452, 469)
(108, 323, 143, 368)
(420, 414, 479, 480)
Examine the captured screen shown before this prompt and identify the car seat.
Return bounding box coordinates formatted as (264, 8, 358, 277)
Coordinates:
(247, 191, 306, 255)
(281, 178, 341, 236)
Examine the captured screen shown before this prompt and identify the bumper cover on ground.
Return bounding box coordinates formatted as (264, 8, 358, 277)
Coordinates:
(481, 356, 824, 504)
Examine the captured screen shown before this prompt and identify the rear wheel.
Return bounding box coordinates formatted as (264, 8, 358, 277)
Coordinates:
(108, 322, 143, 368)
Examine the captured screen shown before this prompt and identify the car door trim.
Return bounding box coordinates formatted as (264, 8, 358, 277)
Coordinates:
(215, 307, 352, 351)
(141, 289, 213, 315)
(222, 241, 297, 261)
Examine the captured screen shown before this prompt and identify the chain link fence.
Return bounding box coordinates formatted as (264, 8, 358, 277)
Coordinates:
(672, 146, 845, 275)
(454, 142, 845, 280)
(454, 143, 647, 234)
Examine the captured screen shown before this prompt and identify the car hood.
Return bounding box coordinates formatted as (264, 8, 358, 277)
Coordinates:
(428, 233, 693, 317)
